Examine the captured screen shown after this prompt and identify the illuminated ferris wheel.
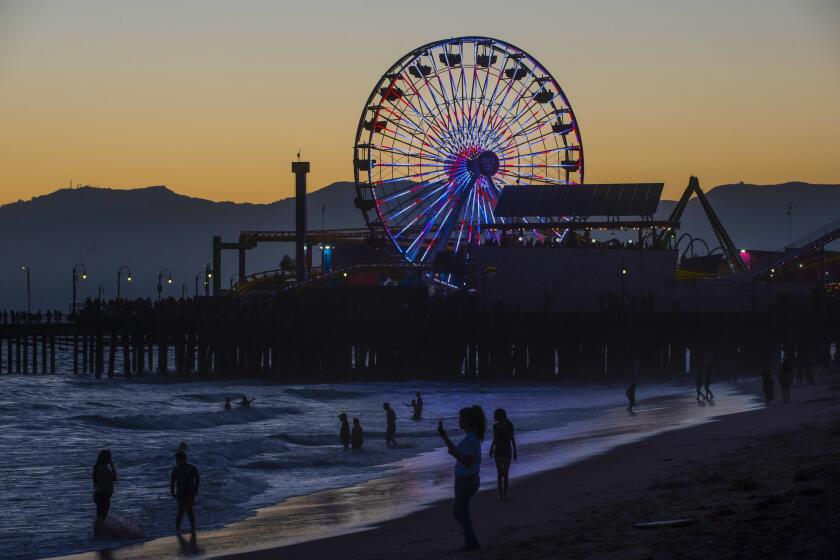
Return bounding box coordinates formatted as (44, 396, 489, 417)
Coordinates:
(353, 36, 584, 264)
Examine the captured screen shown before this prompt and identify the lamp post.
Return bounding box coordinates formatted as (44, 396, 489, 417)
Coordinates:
(72, 263, 87, 313)
(117, 266, 132, 299)
(98, 284, 104, 302)
(194, 274, 199, 297)
(157, 269, 173, 301)
(204, 263, 212, 297)
(21, 266, 31, 316)
(181, 283, 188, 299)
(618, 261, 628, 309)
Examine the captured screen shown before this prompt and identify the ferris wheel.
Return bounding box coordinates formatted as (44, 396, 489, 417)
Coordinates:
(353, 36, 584, 264)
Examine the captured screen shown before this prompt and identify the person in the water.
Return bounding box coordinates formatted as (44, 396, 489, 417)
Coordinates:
(403, 399, 422, 420)
(351, 417, 364, 450)
(625, 376, 637, 412)
(415, 392, 423, 417)
(170, 451, 200, 535)
(240, 396, 254, 408)
(339, 413, 351, 449)
(224, 397, 232, 411)
(92, 449, 117, 534)
(383, 402, 397, 447)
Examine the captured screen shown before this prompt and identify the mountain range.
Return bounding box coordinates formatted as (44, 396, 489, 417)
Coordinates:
(2, 180, 839, 311)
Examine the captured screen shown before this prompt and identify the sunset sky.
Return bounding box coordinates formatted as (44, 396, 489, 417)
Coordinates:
(1, 0, 838, 204)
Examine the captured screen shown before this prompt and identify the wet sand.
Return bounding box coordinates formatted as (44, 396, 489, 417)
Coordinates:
(218, 376, 840, 560)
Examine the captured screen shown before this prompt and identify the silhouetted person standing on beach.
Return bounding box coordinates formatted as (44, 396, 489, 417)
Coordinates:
(339, 413, 350, 449)
(779, 359, 793, 403)
(383, 402, 397, 447)
(92, 449, 117, 534)
(171, 451, 199, 535)
(489, 408, 517, 500)
(625, 377, 637, 412)
(438, 405, 486, 552)
(224, 398, 232, 411)
(761, 369, 775, 404)
(703, 366, 714, 400)
(351, 417, 364, 450)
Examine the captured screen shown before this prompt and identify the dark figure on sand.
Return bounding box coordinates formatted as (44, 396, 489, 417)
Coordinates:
(703, 366, 714, 400)
(438, 405, 486, 552)
(92, 449, 117, 533)
(489, 408, 517, 500)
(779, 359, 793, 403)
(403, 399, 422, 420)
(625, 377, 637, 412)
(224, 397, 232, 411)
(351, 417, 364, 450)
(761, 369, 775, 404)
(170, 451, 200, 535)
(694, 369, 706, 401)
(383, 402, 397, 447)
(338, 413, 350, 449)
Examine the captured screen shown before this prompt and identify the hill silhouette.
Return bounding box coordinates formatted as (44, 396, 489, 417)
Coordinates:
(1, 180, 838, 311)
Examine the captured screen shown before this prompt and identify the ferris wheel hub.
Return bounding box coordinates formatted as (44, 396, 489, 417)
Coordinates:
(469, 150, 500, 178)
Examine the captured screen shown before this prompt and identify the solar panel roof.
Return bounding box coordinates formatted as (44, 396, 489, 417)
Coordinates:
(493, 183, 663, 218)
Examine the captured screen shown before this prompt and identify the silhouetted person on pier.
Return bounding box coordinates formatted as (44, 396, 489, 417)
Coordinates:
(779, 359, 793, 403)
(403, 399, 422, 420)
(339, 413, 350, 448)
(703, 366, 714, 400)
(93, 449, 117, 535)
(761, 369, 775, 404)
(625, 376, 637, 412)
(351, 417, 363, 450)
(489, 408, 517, 500)
(383, 402, 397, 447)
(240, 396, 254, 408)
(224, 398, 232, 411)
(171, 451, 199, 535)
(438, 405, 486, 552)
(694, 369, 706, 401)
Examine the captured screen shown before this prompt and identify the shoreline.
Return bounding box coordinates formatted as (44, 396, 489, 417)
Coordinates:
(46, 381, 766, 560)
(211, 377, 840, 560)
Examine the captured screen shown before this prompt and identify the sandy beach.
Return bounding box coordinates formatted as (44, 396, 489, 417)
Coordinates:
(214, 375, 840, 560)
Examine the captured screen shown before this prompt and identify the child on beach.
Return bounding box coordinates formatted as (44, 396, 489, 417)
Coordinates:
(489, 408, 517, 500)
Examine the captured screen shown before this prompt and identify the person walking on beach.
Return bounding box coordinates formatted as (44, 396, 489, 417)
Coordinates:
(694, 369, 706, 401)
(351, 417, 364, 450)
(92, 449, 117, 535)
(489, 408, 517, 500)
(761, 369, 775, 404)
(383, 402, 397, 447)
(437, 405, 486, 552)
(779, 359, 793, 403)
(339, 413, 351, 449)
(625, 376, 637, 412)
(703, 365, 714, 401)
(170, 451, 200, 535)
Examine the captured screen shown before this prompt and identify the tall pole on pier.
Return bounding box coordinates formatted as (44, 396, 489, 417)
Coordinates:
(21, 266, 31, 316)
(292, 155, 310, 283)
